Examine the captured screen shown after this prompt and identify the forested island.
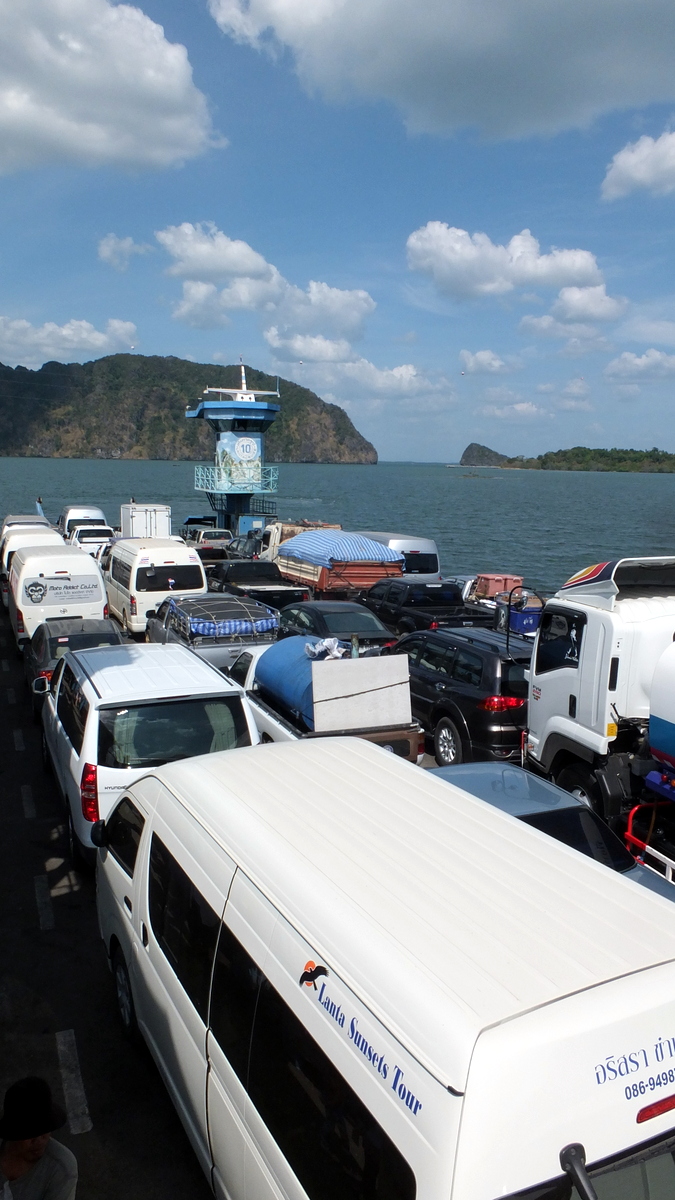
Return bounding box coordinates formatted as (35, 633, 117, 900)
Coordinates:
(460, 443, 675, 472)
(0, 354, 377, 464)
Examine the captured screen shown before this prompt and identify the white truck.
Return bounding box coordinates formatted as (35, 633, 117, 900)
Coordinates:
(526, 556, 675, 823)
(120, 503, 172, 539)
(226, 637, 424, 763)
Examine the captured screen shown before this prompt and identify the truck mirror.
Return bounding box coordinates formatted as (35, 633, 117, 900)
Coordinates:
(31, 676, 50, 695)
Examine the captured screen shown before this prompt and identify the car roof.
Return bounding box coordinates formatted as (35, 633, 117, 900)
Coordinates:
(406, 625, 533, 658)
(13, 544, 97, 568)
(42, 618, 121, 638)
(430, 763, 583, 817)
(111, 538, 194, 554)
(154, 737, 675, 1092)
(69, 643, 233, 702)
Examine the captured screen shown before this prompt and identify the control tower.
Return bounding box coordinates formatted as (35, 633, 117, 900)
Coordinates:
(186, 365, 280, 536)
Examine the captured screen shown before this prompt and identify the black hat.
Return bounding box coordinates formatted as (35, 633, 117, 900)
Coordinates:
(0, 1078, 66, 1140)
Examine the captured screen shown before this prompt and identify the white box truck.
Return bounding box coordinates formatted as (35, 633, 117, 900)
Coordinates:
(120, 504, 171, 540)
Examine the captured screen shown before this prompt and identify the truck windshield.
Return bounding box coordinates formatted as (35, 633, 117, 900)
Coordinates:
(98, 696, 250, 768)
(135, 565, 204, 592)
(499, 1129, 675, 1198)
(521, 806, 635, 871)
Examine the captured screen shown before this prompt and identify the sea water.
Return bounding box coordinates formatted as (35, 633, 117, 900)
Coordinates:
(0, 457, 673, 595)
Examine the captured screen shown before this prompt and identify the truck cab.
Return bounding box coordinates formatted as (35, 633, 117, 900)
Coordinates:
(527, 557, 675, 819)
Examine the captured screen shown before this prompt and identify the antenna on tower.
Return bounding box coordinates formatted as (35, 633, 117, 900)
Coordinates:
(239, 356, 247, 391)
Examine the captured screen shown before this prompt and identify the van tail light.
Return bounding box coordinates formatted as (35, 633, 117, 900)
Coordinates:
(16, 608, 24, 633)
(637, 1093, 675, 1123)
(478, 695, 527, 711)
(37, 669, 53, 682)
(129, 596, 137, 616)
(383, 640, 397, 648)
(80, 763, 99, 822)
(103, 603, 109, 619)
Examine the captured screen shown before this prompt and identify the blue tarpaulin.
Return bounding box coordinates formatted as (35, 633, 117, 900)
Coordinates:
(278, 530, 403, 569)
(254, 635, 322, 729)
(168, 598, 278, 638)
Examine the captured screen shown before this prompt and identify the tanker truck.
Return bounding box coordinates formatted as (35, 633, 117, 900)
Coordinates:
(525, 557, 675, 824)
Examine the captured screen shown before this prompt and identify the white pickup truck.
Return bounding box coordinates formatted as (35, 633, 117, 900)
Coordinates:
(225, 638, 424, 763)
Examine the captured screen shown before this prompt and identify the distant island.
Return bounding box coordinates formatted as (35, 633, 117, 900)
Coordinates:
(0, 354, 377, 464)
(460, 443, 675, 472)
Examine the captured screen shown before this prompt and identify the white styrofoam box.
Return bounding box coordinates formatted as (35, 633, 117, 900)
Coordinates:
(311, 654, 411, 732)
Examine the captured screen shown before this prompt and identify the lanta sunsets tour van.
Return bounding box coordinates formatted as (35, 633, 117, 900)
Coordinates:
(93, 737, 675, 1200)
(9, 544, 107, 647)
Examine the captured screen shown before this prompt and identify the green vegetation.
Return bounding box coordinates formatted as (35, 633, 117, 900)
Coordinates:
(460, 443, 675, 472)
(0, 354, 377, 464)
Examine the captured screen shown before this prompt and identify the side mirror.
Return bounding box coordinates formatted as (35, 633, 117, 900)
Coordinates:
(32, 676, 50, 695)
(145, 608, 156, 619)
(90, 819, 108, 848)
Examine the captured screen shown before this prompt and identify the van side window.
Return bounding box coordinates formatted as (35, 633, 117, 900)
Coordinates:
(106, 798, 145, 876)
(56, 665, 89, 754)
(148, 835, 220, 1021)
(535, 610, 586, 675)
(209, 921, 417, 1200)
(111, 557, 132, 590)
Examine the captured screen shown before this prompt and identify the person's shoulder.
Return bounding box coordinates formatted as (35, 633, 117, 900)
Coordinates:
(45, 1139, 77, 1180)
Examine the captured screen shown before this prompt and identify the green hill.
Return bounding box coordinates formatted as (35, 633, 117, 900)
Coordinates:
(460, 443, 675, 472)
(0, 355, 377, 464)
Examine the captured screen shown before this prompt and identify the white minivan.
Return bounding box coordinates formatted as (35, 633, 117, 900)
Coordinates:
(355, 531, 442, 582)
(104, 538, 207, 635)
(1, 527, 64, 607)
(39, 642, 259, 862)
(9, 544, 106, 647)
(95, 736, 675, 1200)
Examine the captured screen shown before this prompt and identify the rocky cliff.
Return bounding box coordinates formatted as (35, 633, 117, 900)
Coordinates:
(0, 355, 377, 464)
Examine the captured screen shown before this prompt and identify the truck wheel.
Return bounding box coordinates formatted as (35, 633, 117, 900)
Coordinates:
(434, 717, 463, 766)
(555, 764, 602, 811)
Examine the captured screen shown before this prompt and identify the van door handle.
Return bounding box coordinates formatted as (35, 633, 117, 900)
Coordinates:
(141, 922, 148, 947)
(435, 682, 448, 691)
(568, 694, 577, 718)
(124, 895, 132, 914)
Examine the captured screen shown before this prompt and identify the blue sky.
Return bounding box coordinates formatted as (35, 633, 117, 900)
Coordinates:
(4, 1, 675, 460)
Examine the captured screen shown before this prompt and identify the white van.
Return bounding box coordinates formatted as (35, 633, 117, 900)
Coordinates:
(1, 528, 65, 608)
(355, 531, 442, 582)
(104, 538, 207, 635)
(1, 513, 51, 537)
(57, 505, 107, 537)
(95, 737, 675, 1200)
(9, 544, 106, 647)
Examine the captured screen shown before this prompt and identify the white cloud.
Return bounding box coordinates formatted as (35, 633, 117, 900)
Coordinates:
(615, 384, 641, 398)
(156, 222, 273, 282)
(519, 314, 599, 341)
(604, 348, 675, 378)
(603, 130, 675, 200)
(558, 398, 593, 411)
(619, 317, 675, 346)
(0, 0, 215, 173)
(459, 349, 510, 374)
(536, 383, 555, 393)
(551, 284, 627, 322)
(98, 233, 150, 271)
(481, 401, 544, 420)
(0, 315, 136, 367)
(562, 377, 590, 397)
(407, 224, 601, 299)
(208, 0, 675, 138)
(264, 328, 355, 362)
(158, 221, 377, 345)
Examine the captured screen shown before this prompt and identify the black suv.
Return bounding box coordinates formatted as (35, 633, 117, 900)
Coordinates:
(387, 627, 532, 765)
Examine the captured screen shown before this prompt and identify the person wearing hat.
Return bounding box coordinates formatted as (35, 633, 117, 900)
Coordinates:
(0, 1078, 77, 1199)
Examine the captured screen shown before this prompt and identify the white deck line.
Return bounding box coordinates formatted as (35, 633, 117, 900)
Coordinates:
(56, 1030, 93, 1134)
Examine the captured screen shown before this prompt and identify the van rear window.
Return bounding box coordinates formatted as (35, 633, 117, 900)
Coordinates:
(403, 553, 438, 574)
(97, 696, 250, 768)
(135, 565, 204, 592)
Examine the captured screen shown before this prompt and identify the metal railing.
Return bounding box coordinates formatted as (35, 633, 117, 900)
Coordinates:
(195, 464, 279, 495)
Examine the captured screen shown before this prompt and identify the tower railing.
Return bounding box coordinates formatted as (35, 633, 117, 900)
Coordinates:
(194, 464, 279, 495)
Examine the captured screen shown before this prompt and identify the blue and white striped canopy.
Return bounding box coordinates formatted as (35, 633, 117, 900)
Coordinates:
(279, 530, 403, 568)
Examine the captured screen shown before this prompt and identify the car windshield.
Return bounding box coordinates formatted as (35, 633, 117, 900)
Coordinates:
(403, 553, 438, 574)
(135, 565, 204, 592)
(49, 633, 119, 660)
(521, 807, 635, 871)
(97, 696, 250, 768)
(321, 609, 387, 634)
(405, 585, 462, 607)
(501, 658, 530, 697)
(204, 531, 231, 542)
